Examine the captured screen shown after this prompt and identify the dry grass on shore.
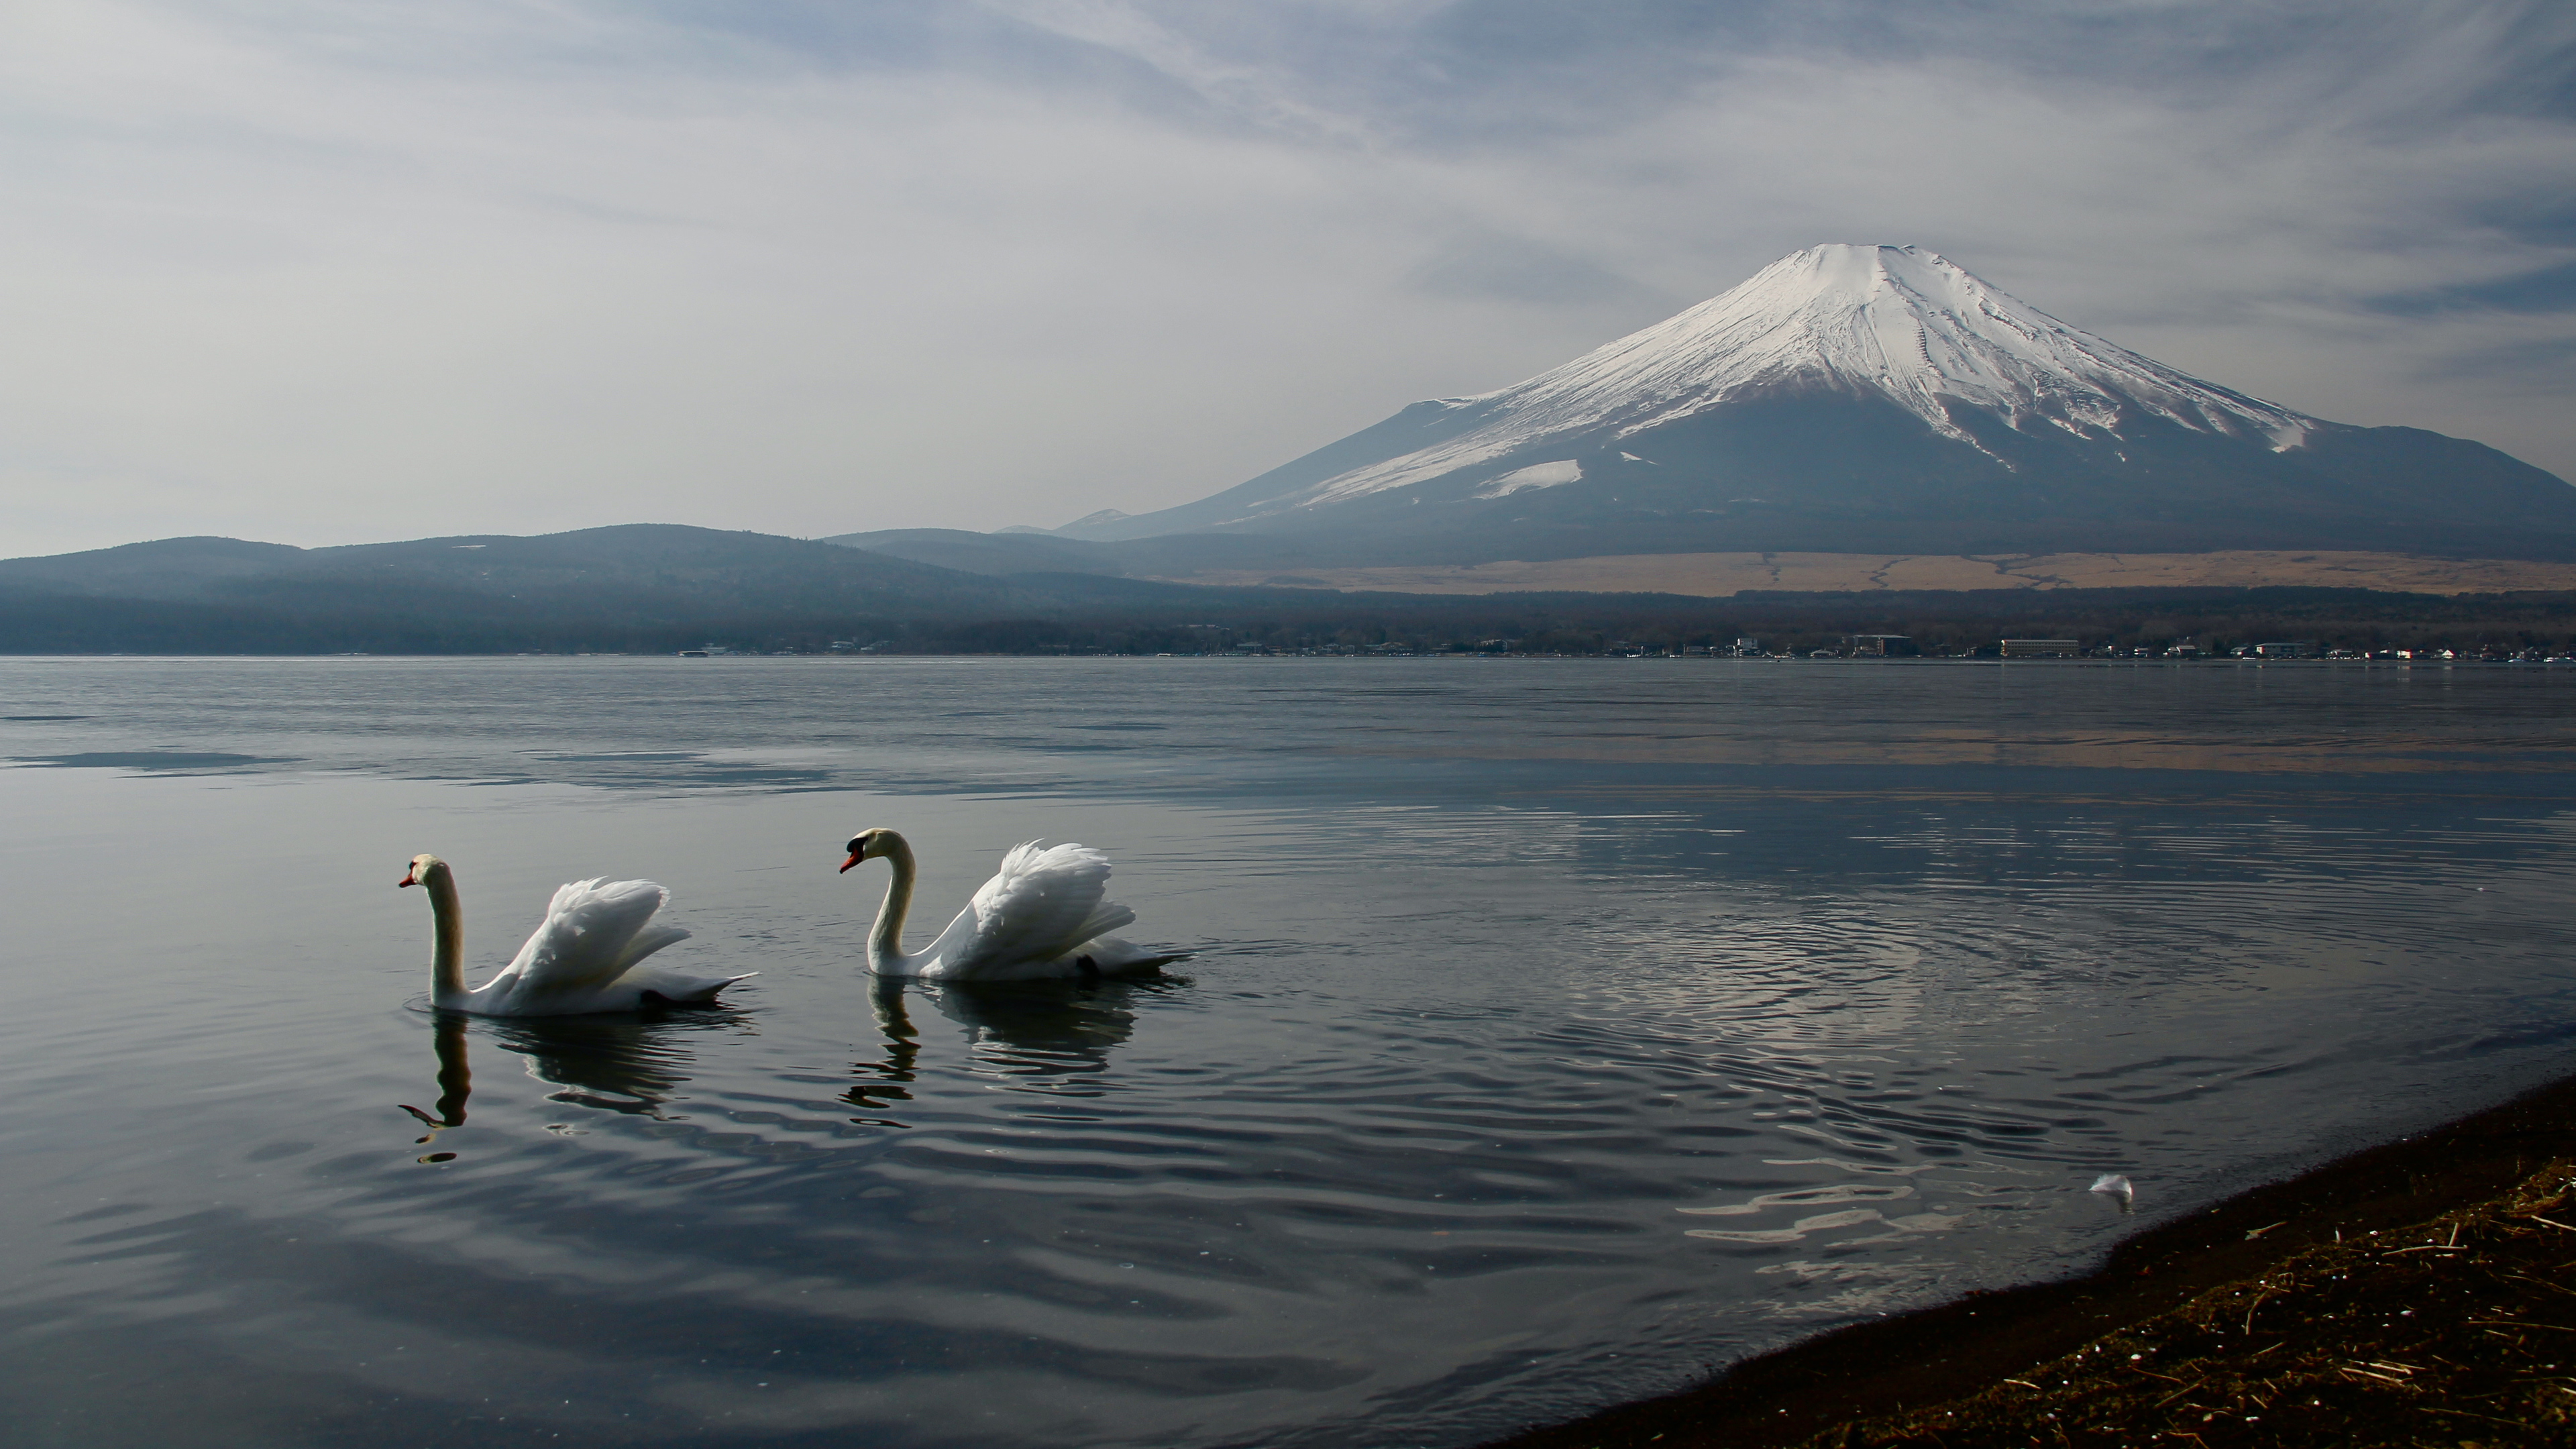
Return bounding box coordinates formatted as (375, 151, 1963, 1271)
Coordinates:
(1487, 1073, 2576, 1449)
(1803, 1163, 2576, 1447)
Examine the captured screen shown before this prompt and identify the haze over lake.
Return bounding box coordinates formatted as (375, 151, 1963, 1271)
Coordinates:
(5, 657, 2573, 1449)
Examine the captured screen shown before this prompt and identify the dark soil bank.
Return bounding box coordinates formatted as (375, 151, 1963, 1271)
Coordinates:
(1483, 1071, 2576, 1448)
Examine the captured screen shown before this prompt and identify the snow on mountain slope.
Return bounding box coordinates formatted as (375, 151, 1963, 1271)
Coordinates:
(1287, 244, 2313, 511)
(1059, 241, 2576, 564)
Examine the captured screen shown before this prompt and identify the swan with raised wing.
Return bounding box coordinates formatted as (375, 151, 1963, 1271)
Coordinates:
(400, 854, 752, 1016)
(837, 829, 1187, 981)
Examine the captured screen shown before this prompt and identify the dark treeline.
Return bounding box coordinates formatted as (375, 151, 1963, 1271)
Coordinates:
(898, 586, 2576, 657)
(9, 580, 2576, 657)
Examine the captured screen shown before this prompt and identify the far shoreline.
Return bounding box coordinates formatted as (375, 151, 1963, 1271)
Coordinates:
(1, 650, 2571, 663)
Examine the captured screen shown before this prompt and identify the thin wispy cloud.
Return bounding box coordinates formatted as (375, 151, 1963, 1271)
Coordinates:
(973, 0, 1385, 144)
(1, 0, 2569, 555)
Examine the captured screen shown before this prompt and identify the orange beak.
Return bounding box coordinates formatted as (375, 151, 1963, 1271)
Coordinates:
(398, 869, 418, 888)
(839, 851, 865, 873)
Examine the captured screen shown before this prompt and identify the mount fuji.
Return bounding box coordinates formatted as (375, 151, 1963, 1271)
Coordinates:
(1053, 245, 2576, 568)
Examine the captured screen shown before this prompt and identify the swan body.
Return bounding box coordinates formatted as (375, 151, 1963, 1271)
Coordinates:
(400, 853, 752, 1016)
(839, 829, 1188, 981)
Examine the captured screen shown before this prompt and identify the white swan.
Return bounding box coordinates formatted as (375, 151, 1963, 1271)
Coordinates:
(838, 828, 1187, 981)
(400, 853, 752, 1016)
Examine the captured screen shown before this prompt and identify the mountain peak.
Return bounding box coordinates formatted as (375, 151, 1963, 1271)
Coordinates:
(1070, 245, 2576, 564)
(1293, 244, 2312, 508)
(1760, 241, 1954, 297)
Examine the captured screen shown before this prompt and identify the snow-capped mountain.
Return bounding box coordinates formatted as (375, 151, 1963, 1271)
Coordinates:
(1067, 244, 2576, 564)
(1271, 244, 2310, 512)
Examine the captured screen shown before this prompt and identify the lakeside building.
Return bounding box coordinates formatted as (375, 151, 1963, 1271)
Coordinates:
(1843, 634, 1919, 657)
(1999, 639, 2080, 657)
(2250, 641, 2322, 658)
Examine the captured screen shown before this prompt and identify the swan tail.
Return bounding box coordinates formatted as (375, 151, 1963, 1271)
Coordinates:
(1070, 935, 1189, 975)
(629, 966, 756, 1004)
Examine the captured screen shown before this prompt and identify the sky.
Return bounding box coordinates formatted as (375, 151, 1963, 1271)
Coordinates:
(4, 0, 2573, 557)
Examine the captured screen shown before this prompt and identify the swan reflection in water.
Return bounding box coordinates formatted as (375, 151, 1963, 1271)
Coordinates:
(851, 975, 1181, 1120)
(846, 981, 924, 1126)
(397, 1014, 475, 1160)
(399, 1005, 754, 1156)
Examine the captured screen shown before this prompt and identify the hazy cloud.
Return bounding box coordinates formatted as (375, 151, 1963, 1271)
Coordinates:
(1, 0, 2571, 555)
(2373, 260, 2576, 316)
(1407, 231, 1672, 308)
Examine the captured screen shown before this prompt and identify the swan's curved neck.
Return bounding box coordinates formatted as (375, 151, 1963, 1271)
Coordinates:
(421, 863, 468, 1006)
(868, 833, 918, 971)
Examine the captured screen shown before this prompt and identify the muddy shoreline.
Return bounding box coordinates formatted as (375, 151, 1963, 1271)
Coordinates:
(1481, 1068, 2576, 1448)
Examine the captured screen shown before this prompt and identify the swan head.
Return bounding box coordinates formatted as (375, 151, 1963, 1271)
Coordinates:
(399, 853, 448, 889)
(841, 829, 892, 873)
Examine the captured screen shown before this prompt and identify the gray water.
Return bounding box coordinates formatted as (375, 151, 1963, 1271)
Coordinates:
(4, 657, 2573, 1448)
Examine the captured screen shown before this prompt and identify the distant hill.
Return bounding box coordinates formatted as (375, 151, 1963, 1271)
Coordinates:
(9, 521, 2576, 656)
(1055, 244, 2576, 566)
(819, 527, 1132, 579)
(0, 524, 1114, 652)
(0, 521, 1681, 653)
(1, 524, 1006, 605)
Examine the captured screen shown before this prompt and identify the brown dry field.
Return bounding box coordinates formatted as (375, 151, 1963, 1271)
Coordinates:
(1159, 551, 2576, 597)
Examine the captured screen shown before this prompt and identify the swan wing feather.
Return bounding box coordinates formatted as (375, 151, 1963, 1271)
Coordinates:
(614, 921, 692, 972)
(925, 841, 1133, 979)
(497, 877, 682, 994)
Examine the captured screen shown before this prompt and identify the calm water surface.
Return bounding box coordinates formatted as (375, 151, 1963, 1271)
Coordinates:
(4, 657, 2573, 1448)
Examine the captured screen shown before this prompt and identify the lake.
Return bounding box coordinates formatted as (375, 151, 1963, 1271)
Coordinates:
(5, 656, 2573, 1448)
